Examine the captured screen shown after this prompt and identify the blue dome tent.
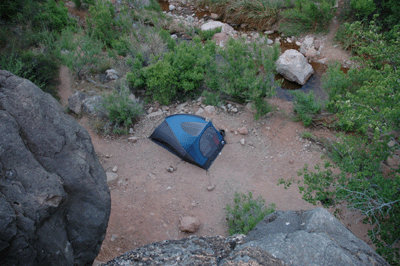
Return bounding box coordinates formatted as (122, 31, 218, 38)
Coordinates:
(150, 114, 225, 170)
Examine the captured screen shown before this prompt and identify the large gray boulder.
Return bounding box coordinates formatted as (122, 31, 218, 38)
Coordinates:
(276, 49, 314, 85)
(0, 70, 111, 266)
(243, 208, 389, 266)
(101, 208, 388, 266)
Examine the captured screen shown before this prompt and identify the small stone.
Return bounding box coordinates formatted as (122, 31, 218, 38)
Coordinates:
(147, 110, 164, 118)
(111, 234, 118, 241)
(264, 30, 274, 35)
(204, 105, 216, 114)
(238, 127, 248, 135)
(112, 166, 118, 173)
(240, 139, 246, 145)
(179, 216, 201, 233)
(128, 137, 139, 143)
(129, 128, 134, 134)
(106, 172, 118, 183)
(147, 107, 153, 114)
(195, 108, 204, 116)
(231, 107, 238, 113)
(167, 166, 175, 173)
(167, 186, 172, 190)
(210, 13, 219, 19)
(105, 154, 111, 158)
(289, 160, 294, 164)
(169, 4, 175, 11)
(207, 184, 216, 191)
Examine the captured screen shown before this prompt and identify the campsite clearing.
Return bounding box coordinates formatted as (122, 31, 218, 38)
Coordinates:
(73, 98, 373, 263)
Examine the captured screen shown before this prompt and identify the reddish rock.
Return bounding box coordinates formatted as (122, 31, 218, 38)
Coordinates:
(179, 217, 201, 233)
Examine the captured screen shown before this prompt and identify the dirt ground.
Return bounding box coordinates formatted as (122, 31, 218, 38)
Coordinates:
(57, 3, 374, 263)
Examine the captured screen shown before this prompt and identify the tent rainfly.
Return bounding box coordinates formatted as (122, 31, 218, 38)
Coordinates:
(150, 114, 225, 170)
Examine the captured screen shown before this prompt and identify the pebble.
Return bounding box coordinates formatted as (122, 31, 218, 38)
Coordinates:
(207, 184, 216, 191)
(112, 166, 118, 172)
(240, 139, 246, 145)
(128, 137, 138, 143)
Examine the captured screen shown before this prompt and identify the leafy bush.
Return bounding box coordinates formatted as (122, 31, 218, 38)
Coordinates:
(202, 90, 221, 106)
(87, 0, 123, 47)
(32, 0, 74, 32)
(73, 0, 94, 10)
(128, 37, 216, 105)
(198, 27, 222, 41)
(102, 84, 144, 134)
(56, 29, 103, 79)
(280, 18, 400, 264)
(279, 135, 400, 264)
(205, 37, 279, 118)
(0, 50, 60, 99)
(280, 0, 336, 35)
(226, 192, 276, 235)
(290, 90, 322, 127)
(350, 0, 375, 18)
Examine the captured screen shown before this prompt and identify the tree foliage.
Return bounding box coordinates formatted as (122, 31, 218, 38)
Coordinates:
(280, 18, 400, 264)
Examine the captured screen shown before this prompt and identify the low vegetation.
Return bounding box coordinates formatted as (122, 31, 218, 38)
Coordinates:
(226, 192, 276, 235)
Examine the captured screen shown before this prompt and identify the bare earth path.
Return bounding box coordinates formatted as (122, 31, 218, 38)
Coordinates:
(57, 9, 373, 263)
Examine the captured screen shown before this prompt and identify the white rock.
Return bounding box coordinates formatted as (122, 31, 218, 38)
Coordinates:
(106, 172, 118, 183)
(195, 108, 204, 116)
(264, 30, 274, 35)
(276, 49, 314, 85)
(305, 47, 318, 59)
(169, 4, 175, 11)
(221, 24, 234, 35)
(300, 35, 314, 55)
(200, 21, 224, 31)
(128, 136, 138, 143)
(240, 139, 246, 145)
(112, 166, 118, 173)
(147, 110, 164, 118)
(210, 13, 219, 19)
(204, 105, 216, 114)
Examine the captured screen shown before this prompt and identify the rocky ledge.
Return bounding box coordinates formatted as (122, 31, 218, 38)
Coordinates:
(102, 208, 388, 266)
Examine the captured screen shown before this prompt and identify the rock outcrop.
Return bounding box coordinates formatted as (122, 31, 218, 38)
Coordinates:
(276, 49, 314, 85)
(0, 70, 111, 266)
(102, 208, 388, 266)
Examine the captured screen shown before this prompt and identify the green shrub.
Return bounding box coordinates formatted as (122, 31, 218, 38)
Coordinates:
(226, 192, 276, 235)
(202, 90, 221, 106)
(128, 37, 216, 105)
(0, 50, 60, 99)
(73, 0, 94, 10)
(350, 0, 375, 18)
(32, 0, 74, 32)
(206, 38, 279, 118)
(198, 27, 222, 41)
(56, 29, 103, 79)
(102, 84, 144, 134)
(290, 90, 322, 127)
(87, 0, 122, 47)
(279, 18, 400, 264)
(280, 0, 336, 35)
